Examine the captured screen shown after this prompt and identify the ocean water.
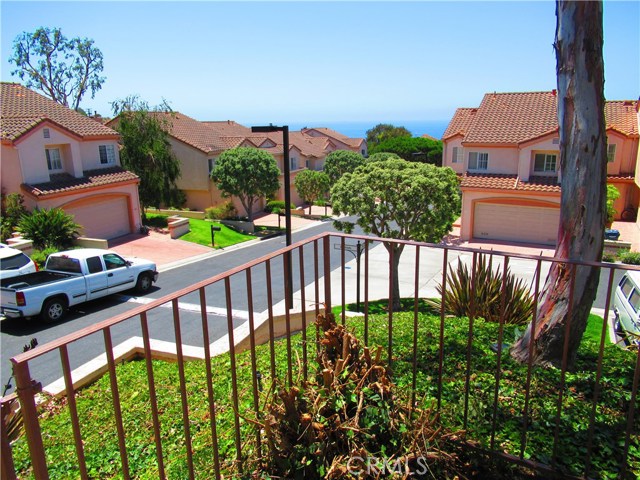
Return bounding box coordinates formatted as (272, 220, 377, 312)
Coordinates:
(288, 120, 449, 140)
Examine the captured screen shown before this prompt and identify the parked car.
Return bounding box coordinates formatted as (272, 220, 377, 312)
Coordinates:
(0, 244, 37, 279)
(0, 248, 158, 322)
(613, 271, 640, 346)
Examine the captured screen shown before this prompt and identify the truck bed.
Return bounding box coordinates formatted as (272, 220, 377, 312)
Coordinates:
(0, 271, 75, 290)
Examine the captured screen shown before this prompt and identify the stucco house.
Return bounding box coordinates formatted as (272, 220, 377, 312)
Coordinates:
(116, 112, 366, 213)
(0, 83, 142, 240)
(442, 91, 639, 246)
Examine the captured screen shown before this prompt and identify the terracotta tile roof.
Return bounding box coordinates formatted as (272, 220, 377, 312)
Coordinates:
(201, 120, 252, 136)
(22, 167, 139, 197)
(605, 101, 639, 136)
(421, 133, 439, 141)
(301, 127, 365, 148)
(447, 91, 639, 145)
(463, 91, 559, 145)
(442, 108, 477, 140)
(1, 82, 118, 141)
(460, 173, 561, 193)
(150, 112, 230, 154)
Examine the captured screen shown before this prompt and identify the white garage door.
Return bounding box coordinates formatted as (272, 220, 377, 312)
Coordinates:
(66, 197, 131, 240)
(473, 203, 559, 246)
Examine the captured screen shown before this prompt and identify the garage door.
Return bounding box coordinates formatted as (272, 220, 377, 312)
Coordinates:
(473, 203, 559, 246)
(66, 197, 131, 240)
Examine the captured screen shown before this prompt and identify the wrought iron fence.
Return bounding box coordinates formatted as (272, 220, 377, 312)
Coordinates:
(1, 232, 639, 479)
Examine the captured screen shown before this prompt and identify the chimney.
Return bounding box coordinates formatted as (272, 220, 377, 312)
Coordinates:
(552, 89, 557, 96)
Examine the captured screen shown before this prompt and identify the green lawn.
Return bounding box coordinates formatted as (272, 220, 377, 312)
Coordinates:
(144, 214, 255, 249)
(9, 308, 638, 479)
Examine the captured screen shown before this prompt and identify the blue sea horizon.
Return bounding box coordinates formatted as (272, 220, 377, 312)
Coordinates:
(287, 120, 449, 140)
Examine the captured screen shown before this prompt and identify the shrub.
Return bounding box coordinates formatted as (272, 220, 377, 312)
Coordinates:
(429, 253, 535, 325)
(601, 252, 616, 263)
(264, 200, 295, 213)
(142, 214, 168, 228)
(205, 201, 237, 220)
(17, 208, 81, 250)
(619, 250, 640, 265)
(1, 193, 27, 242)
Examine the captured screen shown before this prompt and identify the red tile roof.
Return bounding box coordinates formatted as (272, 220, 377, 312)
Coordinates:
(202, 120, 252, 136)
(22, 167, 139, 197)
(301, 127, 365, 148)
(460, 173, 561, 193)
(445, 91, 638, 145)
(149, 112, 230, 154)
(1, 82, 118, 141)
(442, 108, 477, 140)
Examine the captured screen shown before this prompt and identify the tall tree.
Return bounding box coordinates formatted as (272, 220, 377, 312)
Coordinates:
(511, 1, 606, 368)
(365, 123, 412, 146)
(323, 150, 365, 185)
(111, 96, 182, 212)
(9, 27, 105, 111)
(211, 147, 280, 222)
(294, 170, 330, 214)
(331, 159, 460, 310)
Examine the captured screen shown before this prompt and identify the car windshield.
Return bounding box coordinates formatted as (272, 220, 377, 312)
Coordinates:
(0, 252, 31, 270)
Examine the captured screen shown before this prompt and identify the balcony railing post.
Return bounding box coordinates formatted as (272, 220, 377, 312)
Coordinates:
(11, 360, 48, 479)
(323, 234, 332, 311)
(1, 396, 17, 480)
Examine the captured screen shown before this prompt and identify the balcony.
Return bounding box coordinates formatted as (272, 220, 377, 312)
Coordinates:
(2, 233, 639, 479)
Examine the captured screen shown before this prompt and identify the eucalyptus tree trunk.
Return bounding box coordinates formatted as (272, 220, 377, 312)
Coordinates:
(385, 243, 404, 312)
(511, 0, 607, 368)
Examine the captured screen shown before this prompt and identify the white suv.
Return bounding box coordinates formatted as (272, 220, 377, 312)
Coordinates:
(0, 244, 37, 279)
(613, 271, 640, 346)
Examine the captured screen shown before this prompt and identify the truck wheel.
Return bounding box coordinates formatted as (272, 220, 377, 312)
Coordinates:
(40, 297, 67, 323)
(135, 272, 154, 294)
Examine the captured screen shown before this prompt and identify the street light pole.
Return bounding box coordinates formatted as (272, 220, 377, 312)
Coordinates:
(251, 124, 293, 309)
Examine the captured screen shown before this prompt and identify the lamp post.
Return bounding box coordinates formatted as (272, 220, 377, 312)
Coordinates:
(251, 124, 293, 308)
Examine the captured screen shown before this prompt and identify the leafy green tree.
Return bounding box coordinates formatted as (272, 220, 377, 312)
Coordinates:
(366, 152, 401, 163)
(369, 137, 443, 166)
(331, 159, 461, 310)
(9, 27, 105, 111)
(111, 96, 182, 213)
(211, 147, 280, 222)
(323, 150, 365, 185)
(18, 207, 81, 250)
(365, 123, 412, 146)
(294, 170, 330, 214)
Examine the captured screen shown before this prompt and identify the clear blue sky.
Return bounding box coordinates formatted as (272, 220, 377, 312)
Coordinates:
(1, 1, 638, 128)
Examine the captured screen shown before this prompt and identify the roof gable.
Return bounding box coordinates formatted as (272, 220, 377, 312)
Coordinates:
(1, 83, 118, 142)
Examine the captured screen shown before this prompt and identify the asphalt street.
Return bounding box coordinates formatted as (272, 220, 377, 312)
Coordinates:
(0, 218, 628, 395)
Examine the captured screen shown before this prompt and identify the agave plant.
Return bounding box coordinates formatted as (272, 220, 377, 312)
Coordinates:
(430, 253, 535, 326)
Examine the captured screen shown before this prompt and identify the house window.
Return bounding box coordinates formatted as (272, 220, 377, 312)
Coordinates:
(607, 144, 616, 163)
(99, 145, 116, 165)
(290, 157, 298, 170)
(305, 159, 310, 169)
(534, 153, 557, 172)
(208, 158, 216, 174)
(43, 128, 50, 139)
(452, 146, 463, 163)
(45, 148, 62, 171)
(468, 152, 488, 170)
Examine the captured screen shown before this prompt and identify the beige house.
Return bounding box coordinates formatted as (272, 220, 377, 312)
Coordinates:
(128, 112, 366, 213)
(442, 91, 639, 246)
(0, 83, 142, 240)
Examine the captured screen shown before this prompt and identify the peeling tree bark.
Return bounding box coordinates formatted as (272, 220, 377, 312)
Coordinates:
(511, 0, 607, 369)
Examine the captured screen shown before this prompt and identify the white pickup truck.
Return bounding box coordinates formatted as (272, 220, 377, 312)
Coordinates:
(0, 249, 158, 322)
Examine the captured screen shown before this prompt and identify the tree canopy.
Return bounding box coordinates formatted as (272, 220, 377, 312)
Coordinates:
(331, 159, 461, 310)
(111, 96, 182, 211)
(294, 170, 330, 214)
(365, 123, 412, 146)
(211, 147, 280, 222)
(369, 137, 443, 166)
(366, 152, 402, 163)
(9, 27, 105, 111)
(323, 150, 366, 185)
